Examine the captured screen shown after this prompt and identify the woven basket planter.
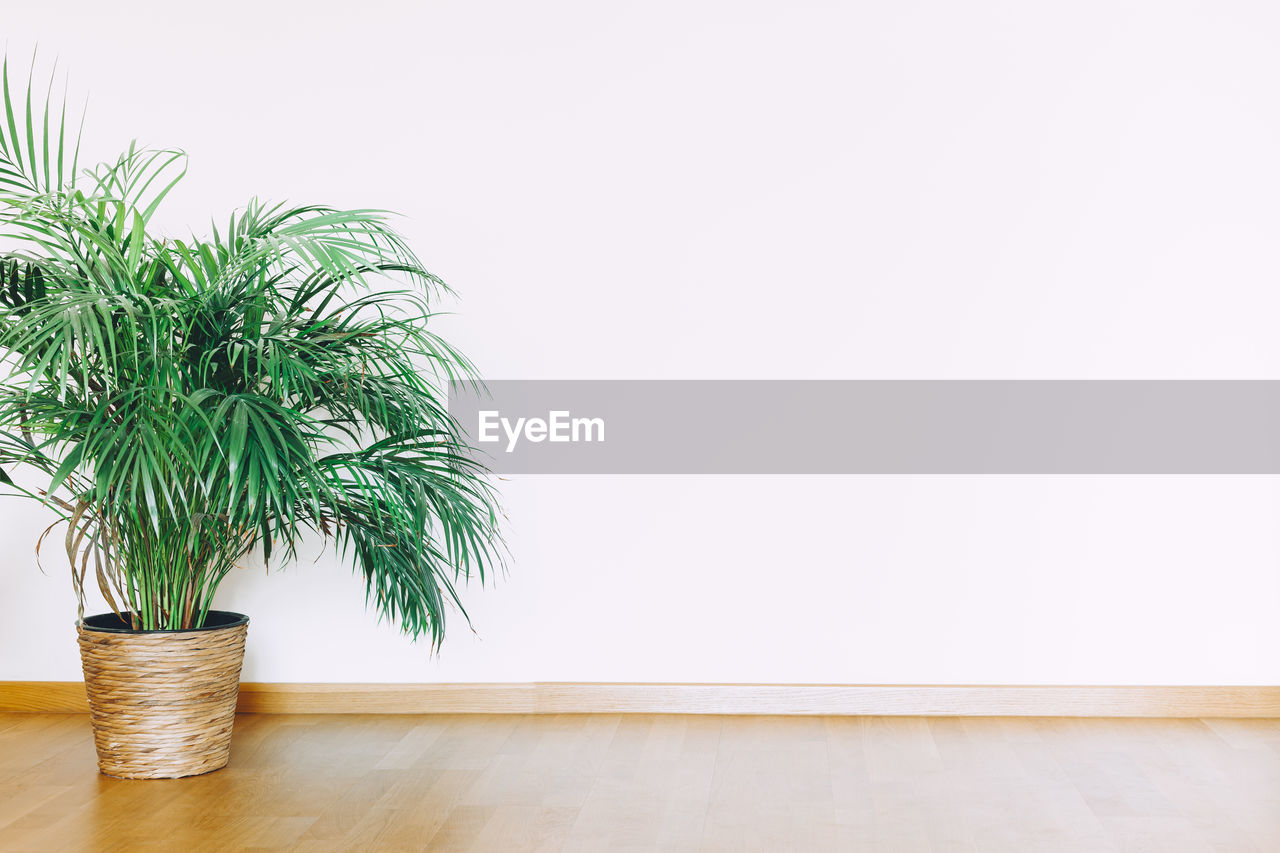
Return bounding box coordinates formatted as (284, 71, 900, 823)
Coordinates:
(77, 610, 249, 779)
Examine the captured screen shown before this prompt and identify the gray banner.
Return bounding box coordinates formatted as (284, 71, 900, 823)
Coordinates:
(447, 380, 1280, 474)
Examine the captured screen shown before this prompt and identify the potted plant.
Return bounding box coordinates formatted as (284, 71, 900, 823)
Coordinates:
(0, 58, 502, 778)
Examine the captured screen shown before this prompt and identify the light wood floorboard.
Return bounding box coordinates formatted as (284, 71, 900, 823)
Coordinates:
(1, 713, 1278, 851)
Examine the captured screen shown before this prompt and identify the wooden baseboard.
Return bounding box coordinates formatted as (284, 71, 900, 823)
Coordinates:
(3, 681, 1280, 717)
(0, 682, 90, 713)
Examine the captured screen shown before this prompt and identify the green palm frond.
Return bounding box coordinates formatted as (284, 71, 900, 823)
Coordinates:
(0, 56, 503, 643)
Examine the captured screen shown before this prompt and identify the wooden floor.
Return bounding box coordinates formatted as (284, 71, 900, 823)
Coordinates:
(1, 713, 1278, 852)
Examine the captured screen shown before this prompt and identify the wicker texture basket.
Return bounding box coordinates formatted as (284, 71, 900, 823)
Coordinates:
(77, 611, 249, 779)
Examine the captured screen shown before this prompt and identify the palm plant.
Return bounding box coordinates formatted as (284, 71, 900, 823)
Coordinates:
(0, 57, 501, 644)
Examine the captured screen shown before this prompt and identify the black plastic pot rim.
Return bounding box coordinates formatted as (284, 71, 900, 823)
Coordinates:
(77, 610, 250, 634)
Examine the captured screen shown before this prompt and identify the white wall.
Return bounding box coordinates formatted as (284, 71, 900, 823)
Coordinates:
(4, 1, 1280, 684)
